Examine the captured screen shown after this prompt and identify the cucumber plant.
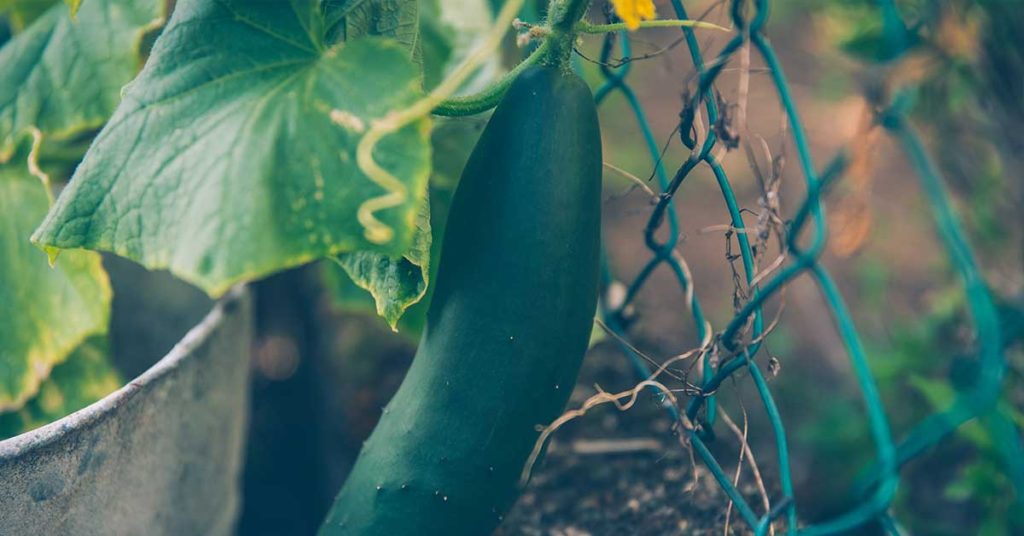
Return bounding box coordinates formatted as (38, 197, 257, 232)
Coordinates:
(0, 0, 164, 439)
(1, 0, 712, 532)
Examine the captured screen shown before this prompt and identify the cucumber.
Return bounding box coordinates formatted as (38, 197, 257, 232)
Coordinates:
(321, 65, 602, 535)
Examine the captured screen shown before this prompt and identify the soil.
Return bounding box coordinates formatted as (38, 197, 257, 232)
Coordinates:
(499, 348, 777, 536)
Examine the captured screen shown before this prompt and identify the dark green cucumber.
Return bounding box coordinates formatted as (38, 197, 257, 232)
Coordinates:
(321, 65, 602, 535)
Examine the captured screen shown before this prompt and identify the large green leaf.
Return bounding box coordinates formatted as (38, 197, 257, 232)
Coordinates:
(0, 336, 120, 439)
(0, 0, 163, 161)
(32, 0, 430, 296)
(0, 146, 111, 411)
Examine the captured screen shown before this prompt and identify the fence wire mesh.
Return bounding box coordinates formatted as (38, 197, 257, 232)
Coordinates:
(589, 0, 1020, 533)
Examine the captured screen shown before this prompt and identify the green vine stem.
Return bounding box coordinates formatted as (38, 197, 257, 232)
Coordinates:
(432, 14, 727, 117)
(432, 39, 550, 117)
(544, 0, 591, 66)
(578, 19, 729, 33)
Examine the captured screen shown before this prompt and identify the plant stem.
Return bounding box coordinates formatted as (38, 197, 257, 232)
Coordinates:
(435, 3, 732, 117)
(550, 0, 593, 33)
(541, 0, 591, 68)
(432, 0, 592, 115)
(432, 39, 550, 117)
(578, 19, 730, 33)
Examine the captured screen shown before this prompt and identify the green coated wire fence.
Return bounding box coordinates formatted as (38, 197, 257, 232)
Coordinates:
(590, 0, 1019, 533)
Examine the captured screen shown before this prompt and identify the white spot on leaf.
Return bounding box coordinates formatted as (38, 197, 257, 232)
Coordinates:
(330, 109, 365, 133)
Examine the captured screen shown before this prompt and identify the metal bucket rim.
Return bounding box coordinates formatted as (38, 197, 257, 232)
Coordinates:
(0, 285, 248, 457)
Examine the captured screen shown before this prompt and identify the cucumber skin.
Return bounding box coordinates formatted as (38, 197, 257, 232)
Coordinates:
(321, 66, 602, 535)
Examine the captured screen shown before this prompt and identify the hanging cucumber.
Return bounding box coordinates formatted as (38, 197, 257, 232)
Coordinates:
(321, 64, 602, 535)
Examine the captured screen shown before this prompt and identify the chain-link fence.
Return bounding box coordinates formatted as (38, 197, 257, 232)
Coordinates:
(589, 0, 1020, 533)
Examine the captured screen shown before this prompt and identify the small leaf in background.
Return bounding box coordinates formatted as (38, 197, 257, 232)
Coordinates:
(322, 0, 496, 331)
(588, 310, 607, 349)
(0, 0, 163, 161)
(0, 0, 59, 31)
(610, 0, 655, 31)
(32, 0, 431, 297)
(907, 373, 957, 410)
(841, 24, 919, 63)
(64, 0, 78, 17)
(325, 118, 485, 335)
(419, 0, 455, 91)
(335, 198, 431, 330)
(0, 143, 111, 411)
(324, 0, 420, 51)
(420, 0, 503, 94)
(0, 336, 120, 439)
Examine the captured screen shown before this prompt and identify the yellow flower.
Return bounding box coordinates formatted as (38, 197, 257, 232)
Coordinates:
(611, 0, 657, 31)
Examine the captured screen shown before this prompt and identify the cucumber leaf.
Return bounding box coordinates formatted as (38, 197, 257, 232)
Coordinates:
(328, 117, 483, 335)
(0, 336, 120, 439)
(327, 0, 497, 330)
(0, 0, 59, 32)
(429, 0, 502, 95)
(418, 0, 455, 91)
(32, 0, 431, 297)
(322, 0, 430, 330)
(335, 198, 430, 330)
(0, 0, 163, 161)
(0, 144, 111, 411)
(325, 0, 419, 53)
